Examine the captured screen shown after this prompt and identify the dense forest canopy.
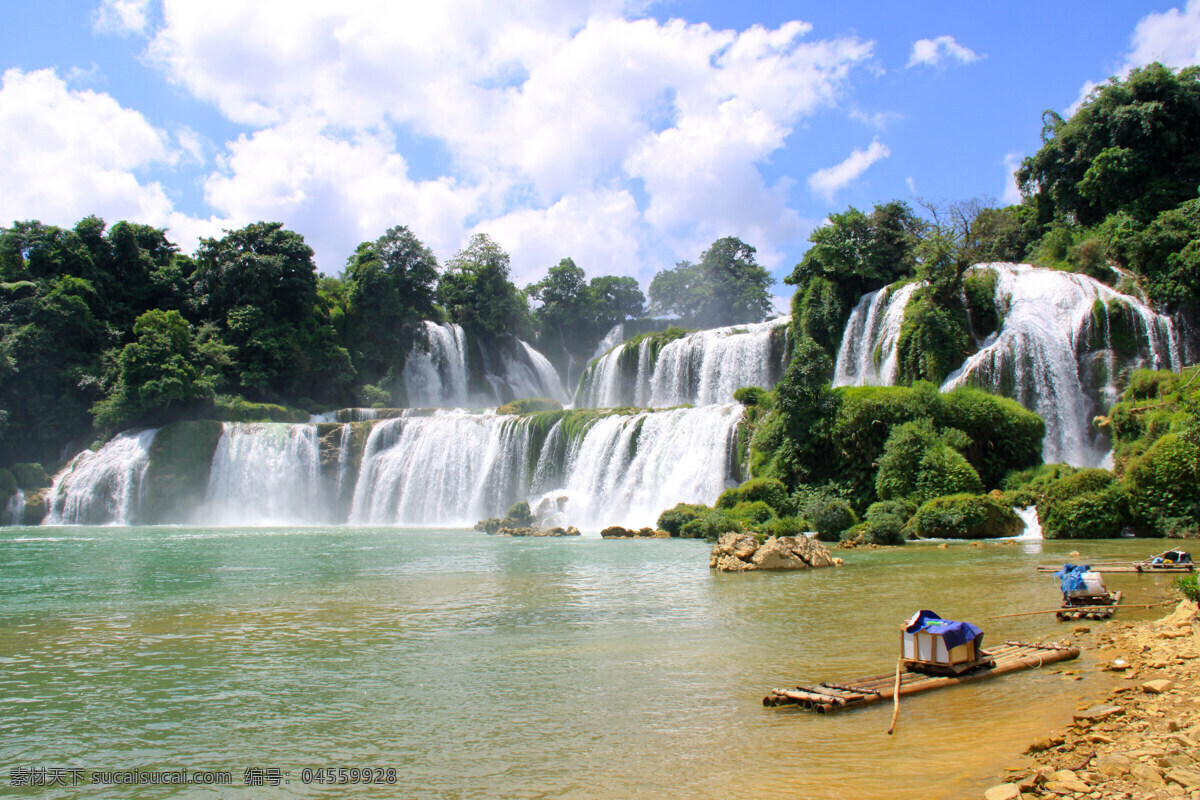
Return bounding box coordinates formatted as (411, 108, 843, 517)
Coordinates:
(0, 212, 771, 466)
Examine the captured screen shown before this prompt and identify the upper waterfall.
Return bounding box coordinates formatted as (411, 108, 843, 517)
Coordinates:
(576, 317, 789, 408)
(833, 263, 1181, 466)
(401, 321, 569, 407)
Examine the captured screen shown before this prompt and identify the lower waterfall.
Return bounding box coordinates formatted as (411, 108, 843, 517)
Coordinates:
(43, 429, 159, 526)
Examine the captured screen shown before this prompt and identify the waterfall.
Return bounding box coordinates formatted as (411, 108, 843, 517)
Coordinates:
(832, 263, 1180, 467)
(941, 264, 1179, 466)
(349, 410, 539, 526)
(592, 323, 626, 361)
(833, 283, 919, 386)
(203, 423, 325, 525)
(402, 321, 471, 408)
(43, 429, 158, 525)
(5, 489, 25, 525)
(577, 317, 789, 408)
(540, 403, 743, 528)
(498, 341, 571, 405)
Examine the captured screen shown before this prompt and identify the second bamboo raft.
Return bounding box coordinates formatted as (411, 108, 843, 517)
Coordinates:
(764, 641, 1079, 713)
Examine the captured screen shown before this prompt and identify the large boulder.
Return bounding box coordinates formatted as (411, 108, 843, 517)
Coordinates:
(709, 532, 842, 571)
(600, 526, 669, 539)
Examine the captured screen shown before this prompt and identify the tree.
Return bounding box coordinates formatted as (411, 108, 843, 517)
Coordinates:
(1017, 63, 1200, 226)
(343, 225, 440, 384)
(648, 236, 774, 327)
(437, 233, 532, 339)
(92, 310, 218, 429)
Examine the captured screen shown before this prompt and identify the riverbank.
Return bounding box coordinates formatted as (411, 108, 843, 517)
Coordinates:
(983, 599, 1200, 800)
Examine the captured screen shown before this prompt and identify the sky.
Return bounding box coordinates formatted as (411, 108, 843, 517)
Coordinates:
(3, 1, 1200, 308)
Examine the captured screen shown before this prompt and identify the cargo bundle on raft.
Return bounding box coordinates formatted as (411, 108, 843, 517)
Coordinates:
(764, 610, 1079, 714)
(1053, 564, 1122, 621)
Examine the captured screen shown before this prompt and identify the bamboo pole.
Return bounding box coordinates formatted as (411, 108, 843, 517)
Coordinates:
(887, 658, 902, 735)
(988, 600, 1166, 620)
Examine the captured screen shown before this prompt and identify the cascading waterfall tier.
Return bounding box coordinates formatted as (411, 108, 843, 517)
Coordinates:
(576, 317, 789, 408)
(833, 263, 1181, 466)
(43, 429, 158, 525)
(402, 321, 569, 407)
(202, 422, 328, 525)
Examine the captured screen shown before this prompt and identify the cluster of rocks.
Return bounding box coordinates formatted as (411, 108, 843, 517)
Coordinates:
(600, 526, 669, 539)
(984, 599, 1200, 800)
(479, 524, 581, 537)
(709, 532, 842, 572)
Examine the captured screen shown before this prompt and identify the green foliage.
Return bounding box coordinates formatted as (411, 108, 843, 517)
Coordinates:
(859, 500, 914, 546)
(804, 496, 858, 543)
(212, 395, 309, 423)
(438, 233, 533, 341)
(1175, 575, 1200, 603)
(657, 503, 708, 537)
(727, 500, 776, 526)
(342, 225, 439, 385)
(1114, 198, 1200, 310)
(1041, 484, 1131, 539)
(92, 309, 218, 430)
(715, 477, 791, 516)
(10, 462, 49, 489)
(875, 419, 983, 505)
(894, 291, 972, 385)
(1125, 431, 1200, 537)
(497, 398, 563, 415)
(1018, 63, 1200, 227)
(0, 468, 15, 508)
(648, 237, 775, 328)
(503, 501, 535, 528)
(962, 268, 999, 338)
(679, 509, 743, 541)
(911, 494, 1022, 539)
(758, 516, 808, 538)
(1106, 366, 1200, 476)
(733, 386, 773, 409)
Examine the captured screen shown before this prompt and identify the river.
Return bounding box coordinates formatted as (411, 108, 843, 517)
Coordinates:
(0, 527, 1183, 799)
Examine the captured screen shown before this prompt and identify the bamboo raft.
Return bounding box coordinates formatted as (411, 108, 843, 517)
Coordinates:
(1036, 563, 1195, 574)
(763, 641, 1080, 713)
(1057, 590, 1121, 621)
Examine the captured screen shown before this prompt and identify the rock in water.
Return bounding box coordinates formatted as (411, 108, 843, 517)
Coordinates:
(709, 533, 842, 572)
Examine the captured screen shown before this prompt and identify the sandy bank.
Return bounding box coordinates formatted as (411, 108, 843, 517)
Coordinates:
(982, 599, 1200, 800)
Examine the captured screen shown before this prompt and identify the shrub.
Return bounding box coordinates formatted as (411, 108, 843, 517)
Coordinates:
(733, 386, 773, 408)
(1125, 432, 1200, 535)
(10, 463, 49, 489)
(679, 510, 742, 541)
(805, 497, 858, 542)
(496, 397, 564, 415)
(1175, 575, 1200, 603)
(1041, 485, 1131, 539)
(759, 516, 807, 538)
(715, 477, 791, 515)
(503, 501, 534, 528)
(859, 500, 915, 546)
(875, 420, 982, 504)
(911, 494, 1022, 539)
(657, 503, 708, 537)
(727, 500, 775, 526)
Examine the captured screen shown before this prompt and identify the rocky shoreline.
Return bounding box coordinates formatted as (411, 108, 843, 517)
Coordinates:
(983, 599, 1200, 800)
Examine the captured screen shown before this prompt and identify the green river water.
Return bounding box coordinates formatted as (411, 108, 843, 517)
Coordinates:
(0, 527, 1185, 799)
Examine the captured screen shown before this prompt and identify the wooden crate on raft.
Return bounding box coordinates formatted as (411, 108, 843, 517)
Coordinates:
(901, 628, 988, 675)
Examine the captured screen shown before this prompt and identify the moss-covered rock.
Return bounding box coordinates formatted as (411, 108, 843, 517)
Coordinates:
(496, 397, 564, 415)
(715, 477, 791, 516)
(214, 395, 309, 423)
(911, 494, 1021, 539)
(11, 462, 50, 490)
(22, 490, 47, 526)
(656, 502, 708, 537)
(895, 291, 973, 385)
(138, 420, 225, 524)
(1041, 485, 1131, 539)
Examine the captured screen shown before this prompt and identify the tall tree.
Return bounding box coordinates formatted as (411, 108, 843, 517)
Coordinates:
(437, 233, 532, 340)
(648, 236, 774, 328)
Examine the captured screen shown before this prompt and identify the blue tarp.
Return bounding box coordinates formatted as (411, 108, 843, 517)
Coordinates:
(903, 609, 984, 650)
(1053, 563, 1091, 595)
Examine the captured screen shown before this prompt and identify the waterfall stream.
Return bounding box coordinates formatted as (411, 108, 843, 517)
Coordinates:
(43, 429, 158, 525)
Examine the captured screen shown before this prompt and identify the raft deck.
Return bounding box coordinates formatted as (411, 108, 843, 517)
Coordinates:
(763, 641, 1080, 714)
(1036, 564, 1195, 573)
(1057, 590, 1121, 621)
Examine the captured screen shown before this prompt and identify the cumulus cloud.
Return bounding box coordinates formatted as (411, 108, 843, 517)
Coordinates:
(1070, 1, 1200, 115)
(94, 0, 153, 35)
(808, 140, 890, 200)
(907, 35, 983, 68)
(1002, 152, 1024, 205)
(0, 68, 176, 228)
(133, 1, 872, 275)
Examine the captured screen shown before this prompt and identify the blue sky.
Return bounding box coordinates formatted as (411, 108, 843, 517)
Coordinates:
(2, 1, 1199, 306)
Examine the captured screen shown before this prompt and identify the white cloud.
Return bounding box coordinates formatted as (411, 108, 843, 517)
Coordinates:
(0, 68, 177, 228)
(1002, 152, 1024, 205)
(907, 35, 983, 68)
(94, 0, 152, 35)
(808, 140, 890, 200)
(1069, 1, 1200, 115)
(135, 1, 871, 277)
